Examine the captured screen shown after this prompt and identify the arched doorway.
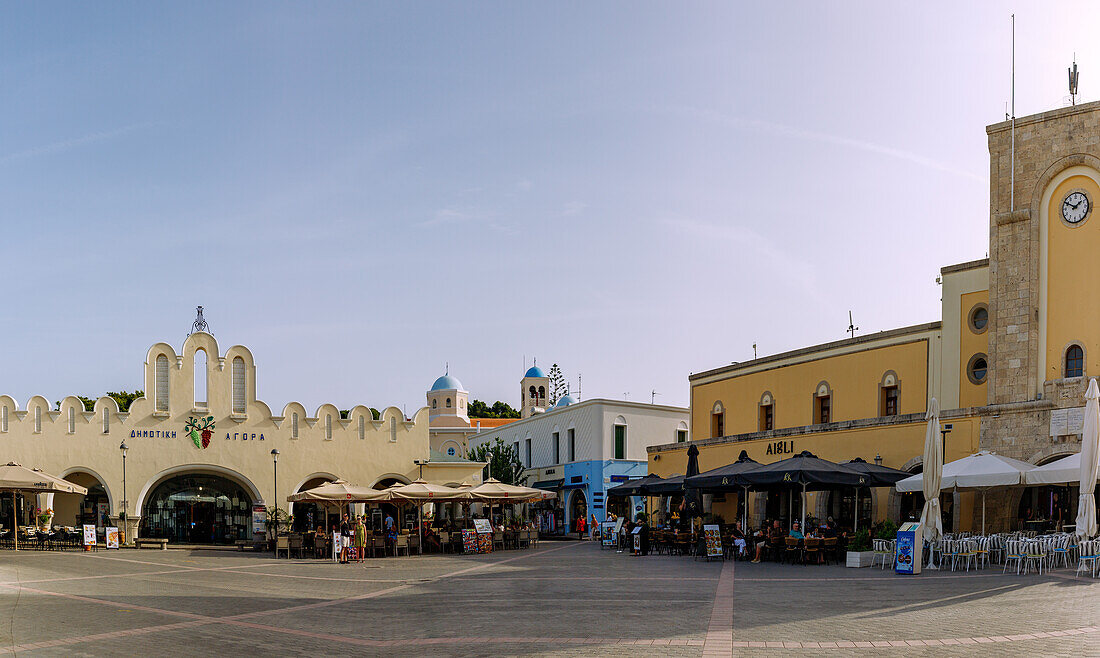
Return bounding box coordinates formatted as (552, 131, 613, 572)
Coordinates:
(59, 471, 112, 527)
(373, 477, 409, 534)
(140, 473, 254, 544)
(568, 489, 587, 533)
(290, 476, 336, 533)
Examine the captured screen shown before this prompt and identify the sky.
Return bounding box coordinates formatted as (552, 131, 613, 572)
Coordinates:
(2, 2, 1098, 414)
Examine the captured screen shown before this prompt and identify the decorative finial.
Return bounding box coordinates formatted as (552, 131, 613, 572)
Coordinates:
(445, 361, 449, 376)
(189, 306, 210, 336)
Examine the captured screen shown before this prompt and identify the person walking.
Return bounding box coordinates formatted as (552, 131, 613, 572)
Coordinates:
(577, 515, 586, 540)
(353, 516, 366, 563)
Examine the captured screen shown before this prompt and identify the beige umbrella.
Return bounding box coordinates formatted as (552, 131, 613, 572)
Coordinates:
(287, 479, 390, 536)
(0, 463, 88, 551)
(389, 480, 470, 554)
(921, 399, 943, 568)
(1077, 379, 1100, 540)
(466, 478, 555, 532)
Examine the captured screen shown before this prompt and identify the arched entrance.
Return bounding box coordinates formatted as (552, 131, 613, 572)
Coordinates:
(373, 476, 409, 534)
(59, 471, 113, 527)
(140, 473, 254, 544)
(290, 476, 336, 533)
(568, 489, 587, 533)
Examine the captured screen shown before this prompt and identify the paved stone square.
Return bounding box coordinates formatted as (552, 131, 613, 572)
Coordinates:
(0, 542, 1098, 656)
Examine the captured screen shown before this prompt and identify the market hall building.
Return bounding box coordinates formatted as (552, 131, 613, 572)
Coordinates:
(648, 99, 1100, 535)
(0, 331, 484, 544)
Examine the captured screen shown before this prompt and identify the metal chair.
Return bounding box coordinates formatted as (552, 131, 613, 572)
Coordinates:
(395, 534, 409, 557)
(275, 535, 290, 559)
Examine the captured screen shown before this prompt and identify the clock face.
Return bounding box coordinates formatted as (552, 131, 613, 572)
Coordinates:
(1062, 191, 1090, 224)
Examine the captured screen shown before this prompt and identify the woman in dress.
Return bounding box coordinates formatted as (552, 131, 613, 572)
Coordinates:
(353, 516, 367, 563)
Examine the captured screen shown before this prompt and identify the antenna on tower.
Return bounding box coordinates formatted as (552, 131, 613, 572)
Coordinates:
(1010, 13, 1016, 212)
(577, 373, 582, 401)
(1069, 55, 1080, 106)
(189, 306, 210, 336)
(752, 343, 757, 359)
(847, 311, 859, 339)
(651, 390, 660, 405)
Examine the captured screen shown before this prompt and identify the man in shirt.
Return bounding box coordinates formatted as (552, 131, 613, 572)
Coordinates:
(789, 522, 805, 540)
(339, 513, 352, 564)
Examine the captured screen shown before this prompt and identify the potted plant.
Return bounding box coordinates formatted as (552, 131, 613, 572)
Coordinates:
(846, 529, 873, 567)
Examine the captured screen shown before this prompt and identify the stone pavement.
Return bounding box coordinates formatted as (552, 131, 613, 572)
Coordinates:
(0, 542, 1097, 656)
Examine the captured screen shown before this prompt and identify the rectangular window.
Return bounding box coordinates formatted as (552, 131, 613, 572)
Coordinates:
(815, 395, 831, 424)
(103, 407, 110, 434)
(882, 386, 899, 417)
(677, 430, 687, 443)
(525, 438, 532, 467)
(325, 414, 332, 440)
(759, 404, 774, 431)
(358, 415, 365, 440)
(614, 425, 626, 460)
(568, 429, 575, 461)
(552, 432, 560, 463)
(1, 406, 7, 432)
(68, 407, 75, 434)
(34, 406, 41, 433)
(292, 412, 299, 439)
(711, 413, 724, 438)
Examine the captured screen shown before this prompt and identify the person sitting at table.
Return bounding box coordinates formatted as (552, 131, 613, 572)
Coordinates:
(730, 521, 747, 558)
(820, 518, 837, 539)
(789, 522, 805, 540)
(752, 520, 783, 563)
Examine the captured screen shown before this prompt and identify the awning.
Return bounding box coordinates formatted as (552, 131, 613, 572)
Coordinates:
(532, 479, 563, 490)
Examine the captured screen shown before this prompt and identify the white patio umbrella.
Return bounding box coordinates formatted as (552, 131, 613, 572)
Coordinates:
(389, 480, 470, 554)
(898, 450, 1035, 534)
(1025, 453, 1091, 485)
(0, 463, 88, 551)
(1076, 378, 1100, 540)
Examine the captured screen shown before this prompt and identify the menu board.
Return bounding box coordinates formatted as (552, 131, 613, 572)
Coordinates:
(601, 522, 616, 547)
(703, 524, 723, 558)
(252, 505, 267, 537)
(105, 527, 120, 549)
(83, 524, 97, 547)
(477, 532, 492, 553)
(632, 526, 642, 553)
(462, 529, 479, 553)
(472, 518, 493, 534)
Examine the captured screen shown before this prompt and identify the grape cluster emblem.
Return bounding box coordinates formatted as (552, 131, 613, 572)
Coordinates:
(185, 416, 215, 449)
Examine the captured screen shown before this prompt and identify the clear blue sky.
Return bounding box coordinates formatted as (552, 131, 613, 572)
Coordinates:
(1, 2, 1096, 414)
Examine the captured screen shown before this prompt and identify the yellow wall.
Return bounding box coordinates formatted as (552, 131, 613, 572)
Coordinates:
(959, 290, 989, 408)
(691, 340, 930, 438)
(1046, 173, 1100, 380)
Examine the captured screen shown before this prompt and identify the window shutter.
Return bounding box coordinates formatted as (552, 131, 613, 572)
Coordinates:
(358, 415, 365, 440)
(68, 407, 75, 433)
(292, 412, 299, 439)
(325, 414, 332, 439)
(232, 357, 246, 414)
(156, 355, 169, 411)
(34, 406, 41, 433)
(1, 406, 7, 432)
(103, 407, 110, 434)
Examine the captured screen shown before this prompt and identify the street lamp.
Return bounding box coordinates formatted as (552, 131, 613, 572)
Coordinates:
(874, 454, 882, 467)
(119, 442, 128, 542)
(270, 449, 280, 517)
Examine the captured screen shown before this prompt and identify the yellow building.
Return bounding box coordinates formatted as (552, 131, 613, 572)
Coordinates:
(650, 99, 1100, 534)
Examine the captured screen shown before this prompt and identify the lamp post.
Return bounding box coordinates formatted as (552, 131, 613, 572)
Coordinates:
(874, 454, 882, 467)
(270, 449, 280, 525)
(940, 424, 952, 464)
(119, 442, 128, 544)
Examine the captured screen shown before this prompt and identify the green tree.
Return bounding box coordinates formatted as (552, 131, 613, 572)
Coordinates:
(547, 363, 568, 405)
(370, 407, 380, 420)
(468, 438, 526, 485)
(107, 391, 144, 412)
(468, 399, 520, 419)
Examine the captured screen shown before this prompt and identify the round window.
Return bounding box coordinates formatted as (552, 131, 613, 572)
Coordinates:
(967, 353, 989, 384)
(968, 304, 989, 334)
(446, 447, 456, 457)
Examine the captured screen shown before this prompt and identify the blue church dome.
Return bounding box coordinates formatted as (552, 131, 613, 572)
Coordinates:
(524, 366, 546, 378)
(430, 374, 463, 391)
(555, 394, 577, 408)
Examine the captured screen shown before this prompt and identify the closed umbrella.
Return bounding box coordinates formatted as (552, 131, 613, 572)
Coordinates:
(681, 445, 703, 522)
(918, 398, 943, 557)
(1077, 378, 1100, 540)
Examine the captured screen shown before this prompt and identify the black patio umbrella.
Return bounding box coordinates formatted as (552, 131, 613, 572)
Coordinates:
(685, 450, 760, 528)
(606, 473, 665, 497)
(645, 474, 686, 495)
(842, 457, 910, 531)
(736, 450, 865, 530)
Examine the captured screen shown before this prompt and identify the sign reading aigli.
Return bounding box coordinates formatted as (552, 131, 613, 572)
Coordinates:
(765, 440, 795, 456)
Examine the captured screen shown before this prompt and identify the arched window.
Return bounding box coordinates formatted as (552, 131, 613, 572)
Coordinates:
(538, 386, 545, 400)
(711, 401, 725, 438)
(759, 392, 775, 431)
(432, 399, 437, 409)
(155, 354, 169, 412)
(446, 398, 451, 408)
(194, 349, 207, 407)
(325, 414, 332, 440)
(291, 412, 299, 439)
(102, 407, 110, 434)
(1066, 344, 1084, 378)
(2, 406, 8, 432)
(358, 414, 365, 440)
(529, 385, 537, 400)
(68, 406, 75, 434)
(813, 382, 832, 424)
(34, 406, 41, 433)
(232, 357, 246, 414)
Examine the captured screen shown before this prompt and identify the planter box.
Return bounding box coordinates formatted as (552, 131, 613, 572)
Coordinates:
(846, 550, 874, 568)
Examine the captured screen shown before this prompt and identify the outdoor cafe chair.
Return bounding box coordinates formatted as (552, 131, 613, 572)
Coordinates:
(408, 533, 421, 555)
(822, 537, 837, 565)
(517, 529, 530, 549)
(1049, 534, 1072, 569)
(954, 539, 979, 572)
(438, 531, 450, 552)
(1003, 539, 1025, 574)
(802, 537, 822, 565)
(492, 531, 505, 552)
(394, 534, 409, 557)
(275, 535, 290, 559)
(1022, 539, 1047, 575)
(871, 539, 894, 570)
(1076, 540, 1099, 579)
(784, 536, 801, 564)
(288, 534, 303, 559)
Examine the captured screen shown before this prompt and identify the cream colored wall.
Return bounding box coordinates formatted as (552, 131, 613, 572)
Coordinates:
(0, 333, 482, 535)
(691, 337, 933, 438)
(958, 290, 990, 408)
(1043, 169, 1100, 383)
